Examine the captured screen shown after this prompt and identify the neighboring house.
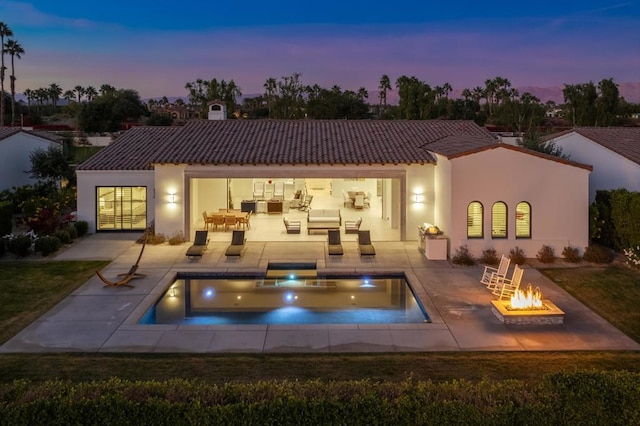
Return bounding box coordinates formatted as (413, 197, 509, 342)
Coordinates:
(0, 128, 62, 191)
(76, 106, 592, 257)
(544, 127, 640, 202)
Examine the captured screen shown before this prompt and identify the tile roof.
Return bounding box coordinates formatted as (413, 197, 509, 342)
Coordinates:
(77, 126, 180, 170)
(446, 142, 593, 171)
(0, 127, 61, 144)
(77, 120, 496, 170)
(424, 134, 497, 157)
(545, 127, 640, 165)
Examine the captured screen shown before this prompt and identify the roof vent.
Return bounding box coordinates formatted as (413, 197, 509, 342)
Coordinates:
(207, 101, 226, 120)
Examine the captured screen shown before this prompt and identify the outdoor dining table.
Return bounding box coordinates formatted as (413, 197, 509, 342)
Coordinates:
(210, 210, 250, 229)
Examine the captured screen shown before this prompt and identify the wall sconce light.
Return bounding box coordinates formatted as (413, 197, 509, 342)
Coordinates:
(168, 192, 176, 204)
(169, 287, 176, 297)
(413, 193, 424, 203)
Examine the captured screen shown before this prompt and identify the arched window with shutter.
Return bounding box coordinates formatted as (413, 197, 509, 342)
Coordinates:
(467, 201, 483, 238)
(492, 202, 507, 238)
(516, 202, 531, 238)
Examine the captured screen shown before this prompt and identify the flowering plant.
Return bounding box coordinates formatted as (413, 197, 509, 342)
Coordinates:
(21, 187, 76, 235)
(623, 246, 640, 269)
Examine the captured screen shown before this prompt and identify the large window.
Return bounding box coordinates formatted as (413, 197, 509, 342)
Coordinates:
(515, 202, 531, 238)
(491, 202, 507, 238)
(97, 186, 147, 231)
(467, 201, 483, 238)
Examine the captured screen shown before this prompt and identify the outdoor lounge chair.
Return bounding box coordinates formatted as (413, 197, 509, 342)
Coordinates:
(186, 230, 209, 259)
(327, 229, 344, 255)
(492, 264, 524, 300)
(225, 230, 246, 257)
(299, 194, 313, 211)
(481, 255, 510, 288)
(283, 217, 301, 234)
(357, 230, 376, 256)
(344, 217, 362, 234)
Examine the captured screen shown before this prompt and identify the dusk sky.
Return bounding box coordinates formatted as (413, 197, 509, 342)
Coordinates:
(2, 0, 639, 99)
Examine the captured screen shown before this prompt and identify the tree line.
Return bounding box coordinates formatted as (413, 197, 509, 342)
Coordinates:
(182, 73, 638, 132)
(2, 18, 637, 133)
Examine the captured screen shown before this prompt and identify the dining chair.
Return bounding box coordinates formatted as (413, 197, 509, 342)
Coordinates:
(224, 215, 237, 231)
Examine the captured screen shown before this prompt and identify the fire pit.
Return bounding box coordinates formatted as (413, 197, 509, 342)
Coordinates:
(490, 285, 565, 325)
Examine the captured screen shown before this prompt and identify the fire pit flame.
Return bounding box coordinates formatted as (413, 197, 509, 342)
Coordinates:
(510, 284, 543, 310)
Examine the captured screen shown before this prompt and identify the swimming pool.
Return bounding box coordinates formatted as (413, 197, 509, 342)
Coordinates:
(139, 272, 429, 325)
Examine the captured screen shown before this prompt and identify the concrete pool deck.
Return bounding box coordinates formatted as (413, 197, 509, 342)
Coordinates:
(1, 233, 638, 353)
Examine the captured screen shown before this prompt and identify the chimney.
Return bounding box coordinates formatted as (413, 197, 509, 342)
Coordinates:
(207, 101, 227, 120)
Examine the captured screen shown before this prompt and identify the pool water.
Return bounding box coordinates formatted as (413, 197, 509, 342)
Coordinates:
(139, 274, 429, 325)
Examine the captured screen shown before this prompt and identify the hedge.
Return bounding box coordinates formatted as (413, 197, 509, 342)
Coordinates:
(0, 371, 638, 425)
(592, 189, 640, 250)
(0, 200, 12, 236)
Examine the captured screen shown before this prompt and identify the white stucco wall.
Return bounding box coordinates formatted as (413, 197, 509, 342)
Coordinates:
(448, 147, 590, 258)
(0, 132, 59, 190)
(552, 133, 640, 202)
(154, 164, 187, 238)
(405, 164, 435, 238)
(432, 153, 453, 236)
(76, 170, 155, 233)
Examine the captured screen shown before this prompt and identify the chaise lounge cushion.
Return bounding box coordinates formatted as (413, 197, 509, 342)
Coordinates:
(358, 230, 376, 256)
(225, 230, 246, 257)
(186, 230, 209, 259)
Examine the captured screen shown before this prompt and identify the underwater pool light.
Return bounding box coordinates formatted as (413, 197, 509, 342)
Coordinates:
(284, 291, 296, 303)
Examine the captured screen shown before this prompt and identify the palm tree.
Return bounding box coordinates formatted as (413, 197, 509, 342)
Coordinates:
(4, 39, 23, 125)
(263, 77, 277, 118)
(378, 74, 391, 114)
(23, 87, 33, 110)
(84, 86, 97, 102)
(99, 84, 116, 96)
(0, 21, 14, 126)
(48, 83, 62, 110)
(74, 85, 84, 103)
(63, 89, 75, 103)
(442, 82, 453, 99)
(35, 87, 48, 112)
(357, 87, 368, 101)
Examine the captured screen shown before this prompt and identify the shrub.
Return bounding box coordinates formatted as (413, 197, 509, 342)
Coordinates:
(5, 234, 33, 257)
(452, 245, 476, 266)
(66, 225, 78, 240)
(623, 246, 640, 269)
(536, 245, 556, 264)
(0, 200, 12, 236)
(562, 246, 582, 263)
(480, 248, 499, 265)
(149, 233, 166, 245)
(168, 231, 186, 245)
(509, 246, 526, 265)
(583, 245, 614, 264)
(34, 236, 62, 256)
(74, 220, 89, 237)
(54, 229, 72, 245)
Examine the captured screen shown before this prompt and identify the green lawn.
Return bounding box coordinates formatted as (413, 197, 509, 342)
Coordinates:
(0, 261, 639, 384)
(540, 265, 640, 343)
(0, 261, 109, 345)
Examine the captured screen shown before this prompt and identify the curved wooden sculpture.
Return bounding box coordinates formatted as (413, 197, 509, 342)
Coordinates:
(96, 228, 149, 288)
